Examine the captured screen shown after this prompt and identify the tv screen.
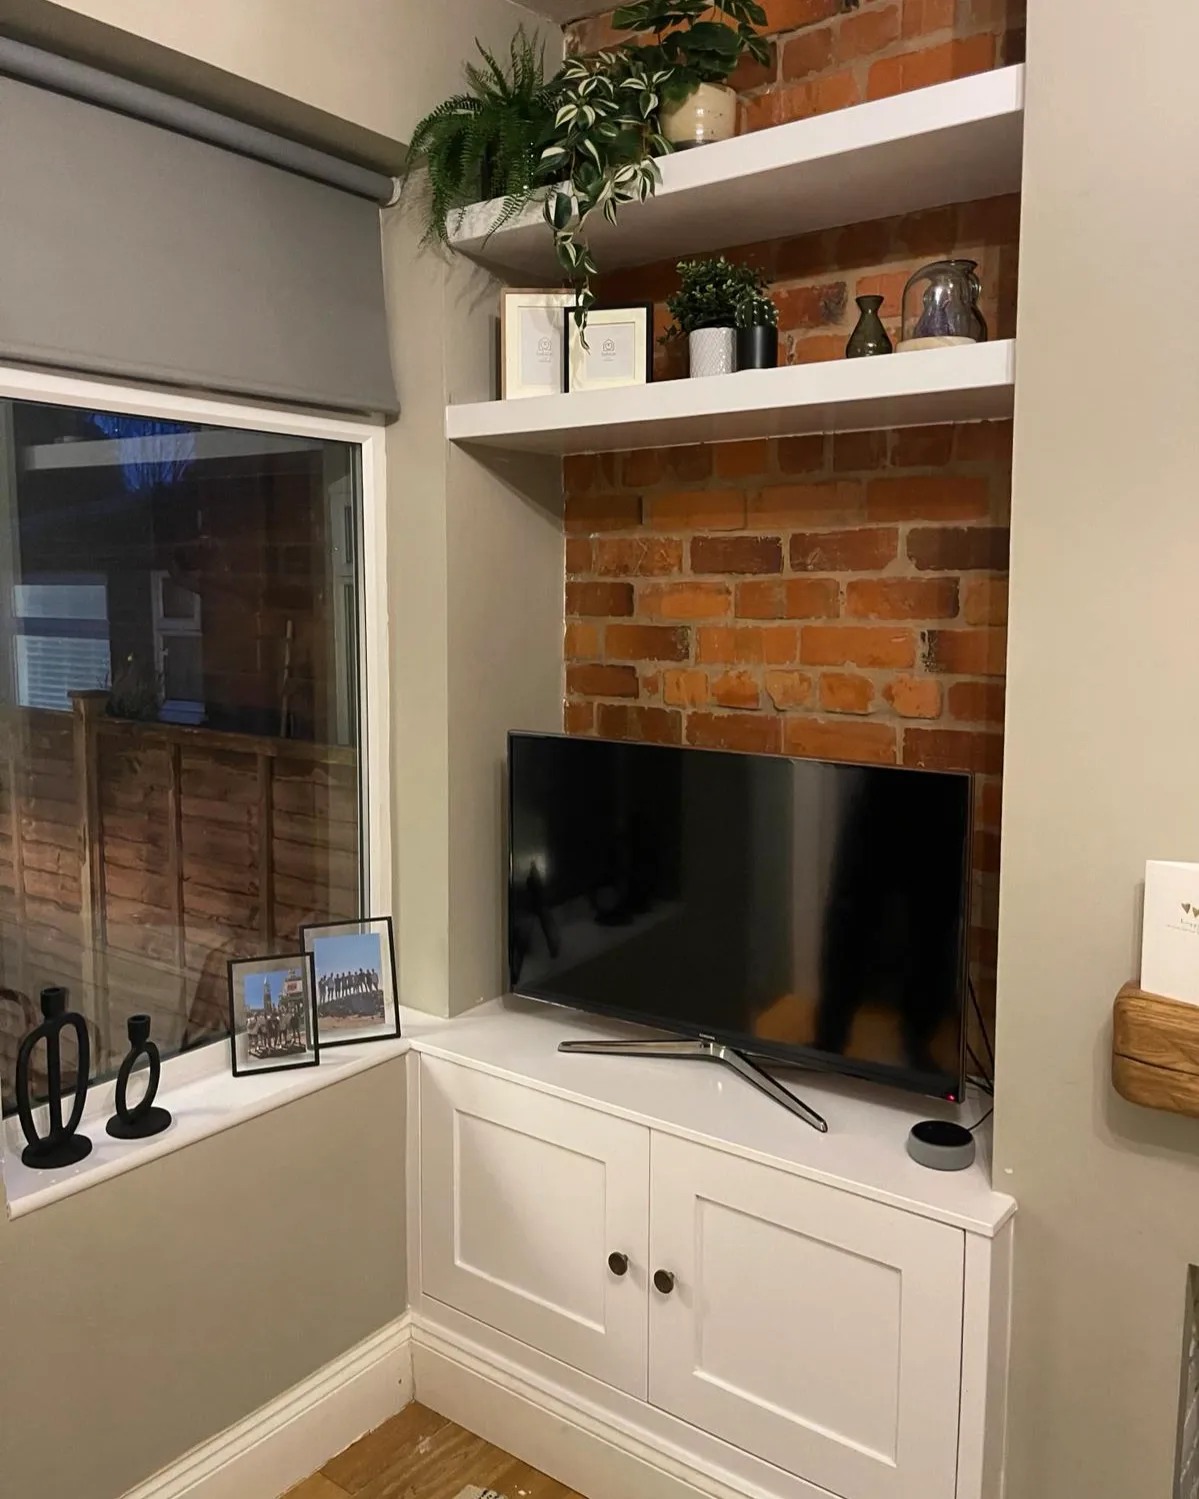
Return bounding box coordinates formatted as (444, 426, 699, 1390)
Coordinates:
(508, 733, 971, 1102)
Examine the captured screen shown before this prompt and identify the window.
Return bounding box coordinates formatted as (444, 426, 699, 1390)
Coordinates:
(0, 384, 385, 1112)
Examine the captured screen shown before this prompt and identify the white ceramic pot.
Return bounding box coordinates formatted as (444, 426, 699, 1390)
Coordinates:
(660, 82, 738, 149)
(689, 327, 737, 378)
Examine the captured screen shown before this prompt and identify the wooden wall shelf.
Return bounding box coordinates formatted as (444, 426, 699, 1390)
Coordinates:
(1112, 984, 1199, 1117)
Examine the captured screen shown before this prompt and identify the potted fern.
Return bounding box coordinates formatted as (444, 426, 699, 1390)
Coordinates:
(612, 0, 770, 148)
(404, 29, 563, 246)
(663, 257, 772, 376)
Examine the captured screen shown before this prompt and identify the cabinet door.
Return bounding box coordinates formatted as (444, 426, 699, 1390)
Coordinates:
(649, 1134, 963, 1499)
(420, 1056, 650, 1396)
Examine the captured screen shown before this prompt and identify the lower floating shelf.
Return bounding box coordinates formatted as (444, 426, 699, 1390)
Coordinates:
(1112, 983, 1199, 1118)
(446, 339, 1015, 456)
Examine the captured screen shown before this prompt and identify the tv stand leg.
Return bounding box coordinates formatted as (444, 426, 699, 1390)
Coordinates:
(557, 1037, 828, 1134)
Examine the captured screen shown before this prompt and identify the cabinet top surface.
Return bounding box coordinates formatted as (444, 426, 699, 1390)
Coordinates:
(405, 997, 1015, 1237)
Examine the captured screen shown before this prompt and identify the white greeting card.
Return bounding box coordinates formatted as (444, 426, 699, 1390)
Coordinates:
(1141, 860, 1199, 1005)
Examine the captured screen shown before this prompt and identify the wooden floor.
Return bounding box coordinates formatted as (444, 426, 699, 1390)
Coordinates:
(284, 1402, 587, 1499)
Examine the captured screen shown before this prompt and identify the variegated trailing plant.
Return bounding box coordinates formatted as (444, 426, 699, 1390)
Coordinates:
(539, 50, 674, 329)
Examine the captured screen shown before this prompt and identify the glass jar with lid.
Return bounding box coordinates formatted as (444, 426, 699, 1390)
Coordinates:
(898, 260, 988, 352)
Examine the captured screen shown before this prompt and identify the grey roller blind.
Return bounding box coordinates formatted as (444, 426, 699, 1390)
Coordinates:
(0, 75, 398, 417)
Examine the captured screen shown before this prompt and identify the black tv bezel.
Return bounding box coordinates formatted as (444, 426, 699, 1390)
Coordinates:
(506, 731, 973, 1105)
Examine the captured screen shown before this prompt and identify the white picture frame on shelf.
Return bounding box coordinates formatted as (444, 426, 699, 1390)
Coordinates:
(500, 289, 574, 400)
(566, 304, 654, 393)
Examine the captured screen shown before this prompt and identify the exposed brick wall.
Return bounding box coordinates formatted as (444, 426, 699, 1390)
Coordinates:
(566, 0, 1025, 133)
(564, 420, 1010, 1005)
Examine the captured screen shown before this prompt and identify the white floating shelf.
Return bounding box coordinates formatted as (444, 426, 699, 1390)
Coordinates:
(450, 67, 1025, 281)
(446, 340, 1015, 456)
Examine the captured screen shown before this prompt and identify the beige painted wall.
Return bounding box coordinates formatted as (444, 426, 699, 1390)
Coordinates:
(0, 1060, 407, 1499)
(0, 0, 560, 165)
(994, 3, 1199, 1494)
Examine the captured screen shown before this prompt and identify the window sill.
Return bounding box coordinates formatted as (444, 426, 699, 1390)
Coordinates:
(2, 1025, 419, 1221)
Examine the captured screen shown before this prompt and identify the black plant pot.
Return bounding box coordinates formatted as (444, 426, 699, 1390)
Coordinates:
(736, 325, 778, 371)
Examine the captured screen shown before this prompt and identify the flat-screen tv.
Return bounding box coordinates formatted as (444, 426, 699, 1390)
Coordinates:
(507, 732, 971, 1102)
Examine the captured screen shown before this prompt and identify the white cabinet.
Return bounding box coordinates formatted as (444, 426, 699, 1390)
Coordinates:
(419, 1055, 650, 1396)
(648, 1133, 963, 1499)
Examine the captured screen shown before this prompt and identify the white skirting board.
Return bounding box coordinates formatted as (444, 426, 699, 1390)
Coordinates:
(120, 1315, 413, 1499)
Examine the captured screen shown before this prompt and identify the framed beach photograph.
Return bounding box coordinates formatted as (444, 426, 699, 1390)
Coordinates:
(565, 304, 653, 393)
(301, 915, 400, 1048)
(500, 289, 575, 400)
(227, 953, 319, 1077)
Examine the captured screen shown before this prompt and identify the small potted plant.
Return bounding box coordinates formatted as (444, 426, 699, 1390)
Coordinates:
(612, 0, 770, 149)
(663, 257, 772, 377)
(735, 288, 779, 370)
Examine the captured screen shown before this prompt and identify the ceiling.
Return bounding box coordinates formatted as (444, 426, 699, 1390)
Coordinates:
(519, 0, 614, 21)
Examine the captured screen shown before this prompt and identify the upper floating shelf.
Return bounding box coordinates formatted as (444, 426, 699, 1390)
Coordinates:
(450, 66, 1025, 282)
(446, 340, 1015, 456)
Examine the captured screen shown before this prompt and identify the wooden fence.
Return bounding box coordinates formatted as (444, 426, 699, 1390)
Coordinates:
(0, 692, 359, 1107)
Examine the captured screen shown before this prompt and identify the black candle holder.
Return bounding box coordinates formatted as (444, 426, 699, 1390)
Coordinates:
(15, 986, 92, 1170)
(106, 1014, 172, 1140)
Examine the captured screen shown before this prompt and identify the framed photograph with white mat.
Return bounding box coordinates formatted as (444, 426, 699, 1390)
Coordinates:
(566, 304, 653, 393)
(500, 289, 574, 399)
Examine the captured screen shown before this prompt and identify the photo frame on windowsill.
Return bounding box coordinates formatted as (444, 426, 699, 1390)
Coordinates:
(500, 289, 575, 400)
(301, 915, 400, 1049)
(227, 953, 319, 1078)
(565, 304, 654, 393)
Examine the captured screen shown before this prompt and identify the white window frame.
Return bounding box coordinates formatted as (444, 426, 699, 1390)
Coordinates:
(0, 364, 395, 1215)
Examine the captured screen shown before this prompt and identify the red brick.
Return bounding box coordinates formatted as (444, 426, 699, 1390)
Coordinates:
(606, 624, 690, 662)
(974, 830, 1001, 874)
(837, 5, 900, 61)
(712, 670, 761, 710)
(832, 430, 887, 472)
(907, 526, 1010, 571)
(593, 536, 683, 576)
(958, 196, 1021, 246)
(820, 672, 875, 714)
(901, 0, 955, 37)
(565, 492, 640, 533)
(566, 581, 634, 617)
(764, 670, 814, 709)
(894, 203, 959, 258)
(866, 475, 991, 522)
(775, 281, 849, 330)
(834, 217, 893, 265)
(663, 669, 711, 709)
(646, 489, 746, 531)
(691, 535, 783, 574)
(801, 625, 916, 669)
(565, 622, 599, 660)
(564, 700, 594, 735)
(789, 332, 850, 364)
(663, 445, 715, 482)
(741, 71, 860, 132)
(948, 681, 1006, 723)
(925, 628, 1008, 676)
(976, 777, 1003, 829)
(729, 40, 778, 92)
(884, 674, 943, 719)
(751, 480, 864, 527)
(697, 625, 799, 666)
(955, 420, 1014, 465)
(566, 664, 639, 699)
(791, 528, 899, 571)
(784, 718, 898, 765)
(641, 670, 662, 700)
(867, 34, 997, 99)
(621, 449, 662, 487)
(761, 0, 840, 34)
(641, 582, 733, 621)
(566, 537, 592, 575)
(778, 434, 827, 474)
(563, 452, 615, 494)
(714, 439, 773, 480)
(962, 577, 1009, 625)
(890, 424, 956, 467)
(687, 712, 782, 755)
(853, 270, 909, 317)
(735, 578, 840, 619)
(781, 25, 833, 79)
(903, 727, 1004, 774)
(596, 703, 682, 745)
(845, 578, 959, 620)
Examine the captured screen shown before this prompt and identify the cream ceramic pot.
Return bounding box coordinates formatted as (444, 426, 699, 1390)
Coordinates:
(660, 82, 738, 148)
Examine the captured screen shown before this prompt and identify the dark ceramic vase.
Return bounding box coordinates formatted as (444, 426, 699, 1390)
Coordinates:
(15, 986, 92, 1169)
(736, 324, 779, 370)
(846, 295, 893, 358)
